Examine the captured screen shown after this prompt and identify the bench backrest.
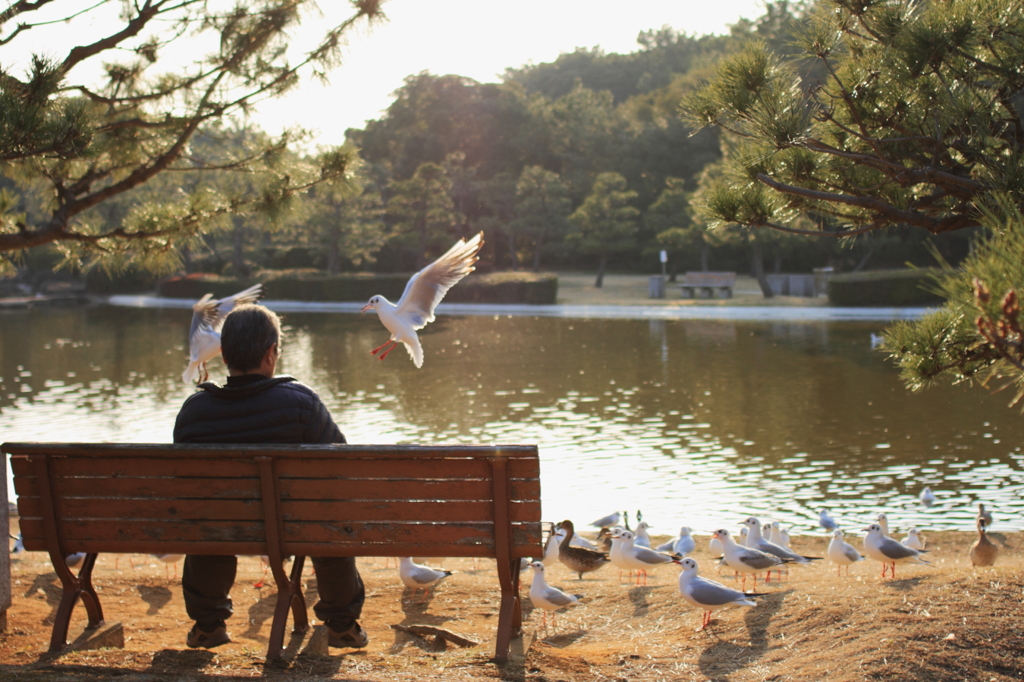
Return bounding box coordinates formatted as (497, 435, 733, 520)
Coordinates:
(5, 443, 542, 560)
(683, 271, 736, 287)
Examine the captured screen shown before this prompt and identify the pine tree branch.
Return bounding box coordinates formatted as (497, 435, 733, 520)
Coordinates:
(755, 173, 980, 233)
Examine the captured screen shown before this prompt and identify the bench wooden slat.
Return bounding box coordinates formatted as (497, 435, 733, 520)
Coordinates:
(15, 498, 540, 524)
(19, 455, 540, 480)
(278, 478, 540, 501)
(5, 443, 539, 459)
(17, 518, 542, 551)
(14, 477, 540, 504)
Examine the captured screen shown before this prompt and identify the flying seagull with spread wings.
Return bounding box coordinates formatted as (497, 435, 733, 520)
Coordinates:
(182, 284, 263, 384)
(361, 232, 484, 368)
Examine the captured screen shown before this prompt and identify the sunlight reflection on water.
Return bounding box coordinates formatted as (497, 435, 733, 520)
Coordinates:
(2, 305, 1022, 536)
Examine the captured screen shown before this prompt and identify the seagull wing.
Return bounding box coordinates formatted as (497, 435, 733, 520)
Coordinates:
(736, 547, 781, 571)
(878, 537, 923, 561)
(541, 586, 578, 607)
(689, 578, 750, 607)
(843, 544, 863, 562)
(210, 284, 264, 332)
(395, 233, 483, 330)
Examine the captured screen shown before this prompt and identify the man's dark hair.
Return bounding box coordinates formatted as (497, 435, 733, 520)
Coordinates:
(221, 305, 281, 372)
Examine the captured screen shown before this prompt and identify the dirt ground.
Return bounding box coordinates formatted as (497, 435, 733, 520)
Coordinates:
(2, 526, 1022, 681)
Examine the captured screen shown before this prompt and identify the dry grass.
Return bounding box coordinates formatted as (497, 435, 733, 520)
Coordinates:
(2, 531, 1022, 680)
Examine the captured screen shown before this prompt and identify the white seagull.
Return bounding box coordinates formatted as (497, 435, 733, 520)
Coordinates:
(657, 526, 696, 556)
(875, 512, 890, 536)
(818, 508, 838, 532)
(862, 523, 930, 578)
(743, 517, 820, 580)
(633, 521, 653, 548)
(613, 530, 678, 585)
(590, 511, 623, 529)
(677, 557, 759, 631)
(528, 561, 582, 633)
(152, 553, 184, 579)
(360, 232, 484, 368)
(902, 528, 925, 551)
(767, 521, 791, 549)
(714, 528, 789, 590)
(399, 557, 453, 602)
(182, 283, 264, 384)
(920, 487, 937, 507)
(827, 529, 863, 577)
(542, 526, 566, 567)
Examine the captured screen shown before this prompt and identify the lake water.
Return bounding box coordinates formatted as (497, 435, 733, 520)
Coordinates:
(1, 304, 1021, 535)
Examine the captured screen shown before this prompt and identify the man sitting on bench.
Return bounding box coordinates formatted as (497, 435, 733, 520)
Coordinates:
(173, 305, 368, 650)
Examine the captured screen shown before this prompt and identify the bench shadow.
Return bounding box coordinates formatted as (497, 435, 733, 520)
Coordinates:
(148, 649, 216, 674)
(696, 588, 791, 681)
(242, 576, 319, 642)
(135, 584, 172, 616)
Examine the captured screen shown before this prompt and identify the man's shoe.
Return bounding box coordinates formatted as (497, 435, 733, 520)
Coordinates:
(326, 622, 369, 648)
(187, 621, 231, 648)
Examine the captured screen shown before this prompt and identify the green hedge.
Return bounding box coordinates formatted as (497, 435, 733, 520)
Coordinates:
(158, 270, 558, 304)
(827, 268, 946, 306)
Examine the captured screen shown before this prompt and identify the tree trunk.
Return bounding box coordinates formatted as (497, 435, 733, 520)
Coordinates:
(326, 226, 341, 274)
(507, 229, 519, 270)
(700, 245, 709, 272)
(532, 238, 543, 272)
(595, 254, 607, 288)
(750, 236, 773, 298)
(231, 223, 248, 276)
(669, 261, 678, 283)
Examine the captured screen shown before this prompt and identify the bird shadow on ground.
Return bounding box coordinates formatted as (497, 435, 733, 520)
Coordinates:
(883, 575, 928, 592)
(627, 585, 655, 617)
(696, 588, 792, 681)
(135, 584, 172, 616)
(22, 572, 61, 626)
(534, 628, 587, 648)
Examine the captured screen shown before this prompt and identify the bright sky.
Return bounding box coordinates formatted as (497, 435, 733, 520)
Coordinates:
(256, 0, 766, 145)
(1, 0, 765, 147)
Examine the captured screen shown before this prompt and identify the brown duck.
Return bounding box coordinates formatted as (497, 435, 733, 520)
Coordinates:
(557, 519, 611, 579)
(969, 518, 999, 567)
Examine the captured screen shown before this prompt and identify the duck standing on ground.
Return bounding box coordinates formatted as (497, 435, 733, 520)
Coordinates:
(969, 518, 999, 567)
(676, 558, 760, 631)
(528, 561, 582, 633)
(976, 503, 993, 527)
(827, 530, 863, 577)
(557, 520, 611, 579)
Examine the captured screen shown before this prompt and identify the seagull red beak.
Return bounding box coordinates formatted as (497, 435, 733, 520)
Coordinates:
(360, 303, 372, 313)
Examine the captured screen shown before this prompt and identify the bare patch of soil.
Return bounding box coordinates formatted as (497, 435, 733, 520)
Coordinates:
(2, 531, 1022, 681)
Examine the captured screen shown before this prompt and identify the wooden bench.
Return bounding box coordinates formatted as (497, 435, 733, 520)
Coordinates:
(680, 271, 736, 299)
(3, 442, 542, 662)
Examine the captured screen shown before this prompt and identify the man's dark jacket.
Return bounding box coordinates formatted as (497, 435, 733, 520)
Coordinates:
(173, 374, 345, 444)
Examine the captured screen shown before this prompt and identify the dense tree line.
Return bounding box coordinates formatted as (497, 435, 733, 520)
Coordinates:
(1, 0, 981, 289)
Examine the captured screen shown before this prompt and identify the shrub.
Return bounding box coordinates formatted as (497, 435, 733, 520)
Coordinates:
(827, 269, 946, 307)
(157, 271, 558, 304)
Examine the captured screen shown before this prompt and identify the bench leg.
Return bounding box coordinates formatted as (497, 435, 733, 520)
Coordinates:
(48, 553, 105, 652)
(493, 557, 521, 663)
(266, 555, 309, 660)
